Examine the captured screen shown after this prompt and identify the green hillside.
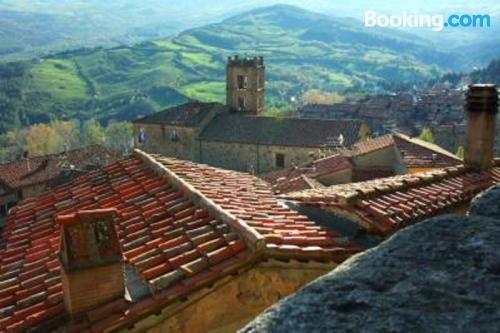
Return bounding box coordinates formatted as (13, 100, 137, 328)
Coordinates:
(0, 4, 453, 134)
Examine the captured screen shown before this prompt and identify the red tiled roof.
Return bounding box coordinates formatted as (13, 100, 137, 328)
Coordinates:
(0, 145, 117, 190)
(347, 134, 394, 156)
(283, 163, 500, 236)
(392, 134, 462, 168)
(275, 175, 321, 195)
(0, 150, 359, 331)
(346, 133, 461, 169)
(260, 154, 352, 194)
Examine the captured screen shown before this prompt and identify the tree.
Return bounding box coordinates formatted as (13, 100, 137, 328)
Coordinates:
(52, 120, 79, 151)
(418, 128, 434, 143)
(26, 123, 62, 156)
(456, 146, 465, 159)
(82, 119, 105, 145)
(105, 121, 133, 155)
(5, 127, 28, 157)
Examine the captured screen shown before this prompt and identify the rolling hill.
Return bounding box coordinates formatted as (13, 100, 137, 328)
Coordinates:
(0, 4, 455, 133)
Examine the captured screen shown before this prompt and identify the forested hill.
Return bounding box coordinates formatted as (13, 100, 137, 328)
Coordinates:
(0, 4, 453, 134)
(438, 58, 500, 86)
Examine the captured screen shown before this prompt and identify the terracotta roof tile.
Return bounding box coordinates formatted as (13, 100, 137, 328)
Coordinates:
(0, 145, 117, 190)
(0, 150, 359, 331)
(284, 163, 500, 236)
(261, 154, 352, 194)
(346, 133, 462, 168)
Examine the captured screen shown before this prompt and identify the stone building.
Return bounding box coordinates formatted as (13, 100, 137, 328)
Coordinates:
(260, 132, 462, 194)
(283, 84, 499, 237)
(133, 56, 370, 174)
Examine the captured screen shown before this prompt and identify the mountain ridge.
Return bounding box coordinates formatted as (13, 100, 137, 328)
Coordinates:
(0, 4, 457, 134)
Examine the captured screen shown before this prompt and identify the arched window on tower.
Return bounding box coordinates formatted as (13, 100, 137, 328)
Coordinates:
(237, 75, 248, 90)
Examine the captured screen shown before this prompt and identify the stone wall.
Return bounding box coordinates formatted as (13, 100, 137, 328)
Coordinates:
(199, 141, 327, 174)
(317, 168, 353, 186)
(226, 60, 264, 115)
(350, 145, 403, 173)
(117, 261, 333, 333)
(133, 124, 199, 161)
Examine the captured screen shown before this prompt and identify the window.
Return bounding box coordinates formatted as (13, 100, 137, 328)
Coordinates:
(171, 129, 180, 142)
(237, 75, 248, 90)
(275, 153, 285, 168)
(138, 128, 147, 145)
(238, 96, 246, 110)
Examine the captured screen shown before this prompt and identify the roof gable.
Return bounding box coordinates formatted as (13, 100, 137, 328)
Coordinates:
(346, 133, 461, 168)
(392, 134, 462, 168)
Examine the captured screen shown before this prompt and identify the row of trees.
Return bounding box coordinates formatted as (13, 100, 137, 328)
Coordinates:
(0, 120, 133, 162)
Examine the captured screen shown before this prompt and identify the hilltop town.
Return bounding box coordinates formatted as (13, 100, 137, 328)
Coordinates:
(0, 50, 498, 332)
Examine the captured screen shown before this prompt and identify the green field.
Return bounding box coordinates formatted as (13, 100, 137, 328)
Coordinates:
(29, 59, 87, 101)
(0, 5, 453, 133)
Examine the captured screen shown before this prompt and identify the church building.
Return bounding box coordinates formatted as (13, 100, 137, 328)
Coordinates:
(133, 56, 370, 174)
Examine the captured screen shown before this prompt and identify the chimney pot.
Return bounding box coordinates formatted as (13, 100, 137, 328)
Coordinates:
(464, 84, 498, 171)
(57, 208, 125, 316)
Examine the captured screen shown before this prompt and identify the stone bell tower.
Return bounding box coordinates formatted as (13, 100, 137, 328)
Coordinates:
(226, 55, 265, 114)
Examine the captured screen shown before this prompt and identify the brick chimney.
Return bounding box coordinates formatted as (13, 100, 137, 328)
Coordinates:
(464, 84, 499, 171)
(57, 209, 124, 316)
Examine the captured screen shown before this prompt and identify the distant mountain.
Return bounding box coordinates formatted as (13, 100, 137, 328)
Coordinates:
(0, 0, 232, 61)
(1, 0, 498, 64)
(0, 4, 455, 133)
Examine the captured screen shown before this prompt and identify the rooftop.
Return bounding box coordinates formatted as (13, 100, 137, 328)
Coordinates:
(199, 113, 366, 147)
(347, 133, 462, 168)
(261, 154, 352, 194)
(0, 150, 359, 331)
(133, 102, 224, 127)
(283, 160, 500, 236)
(0, 145, 117, 191)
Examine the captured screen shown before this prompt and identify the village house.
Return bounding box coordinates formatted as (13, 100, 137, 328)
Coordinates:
(283, 84, 500, 237)
(298, 93, 418, 135)
(0, 145, 117, 227)
(133, 56, 371, 174)
(0, 85, 497, 333)
(0, 149, 361, 332)
(261, 132, 462, 194)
